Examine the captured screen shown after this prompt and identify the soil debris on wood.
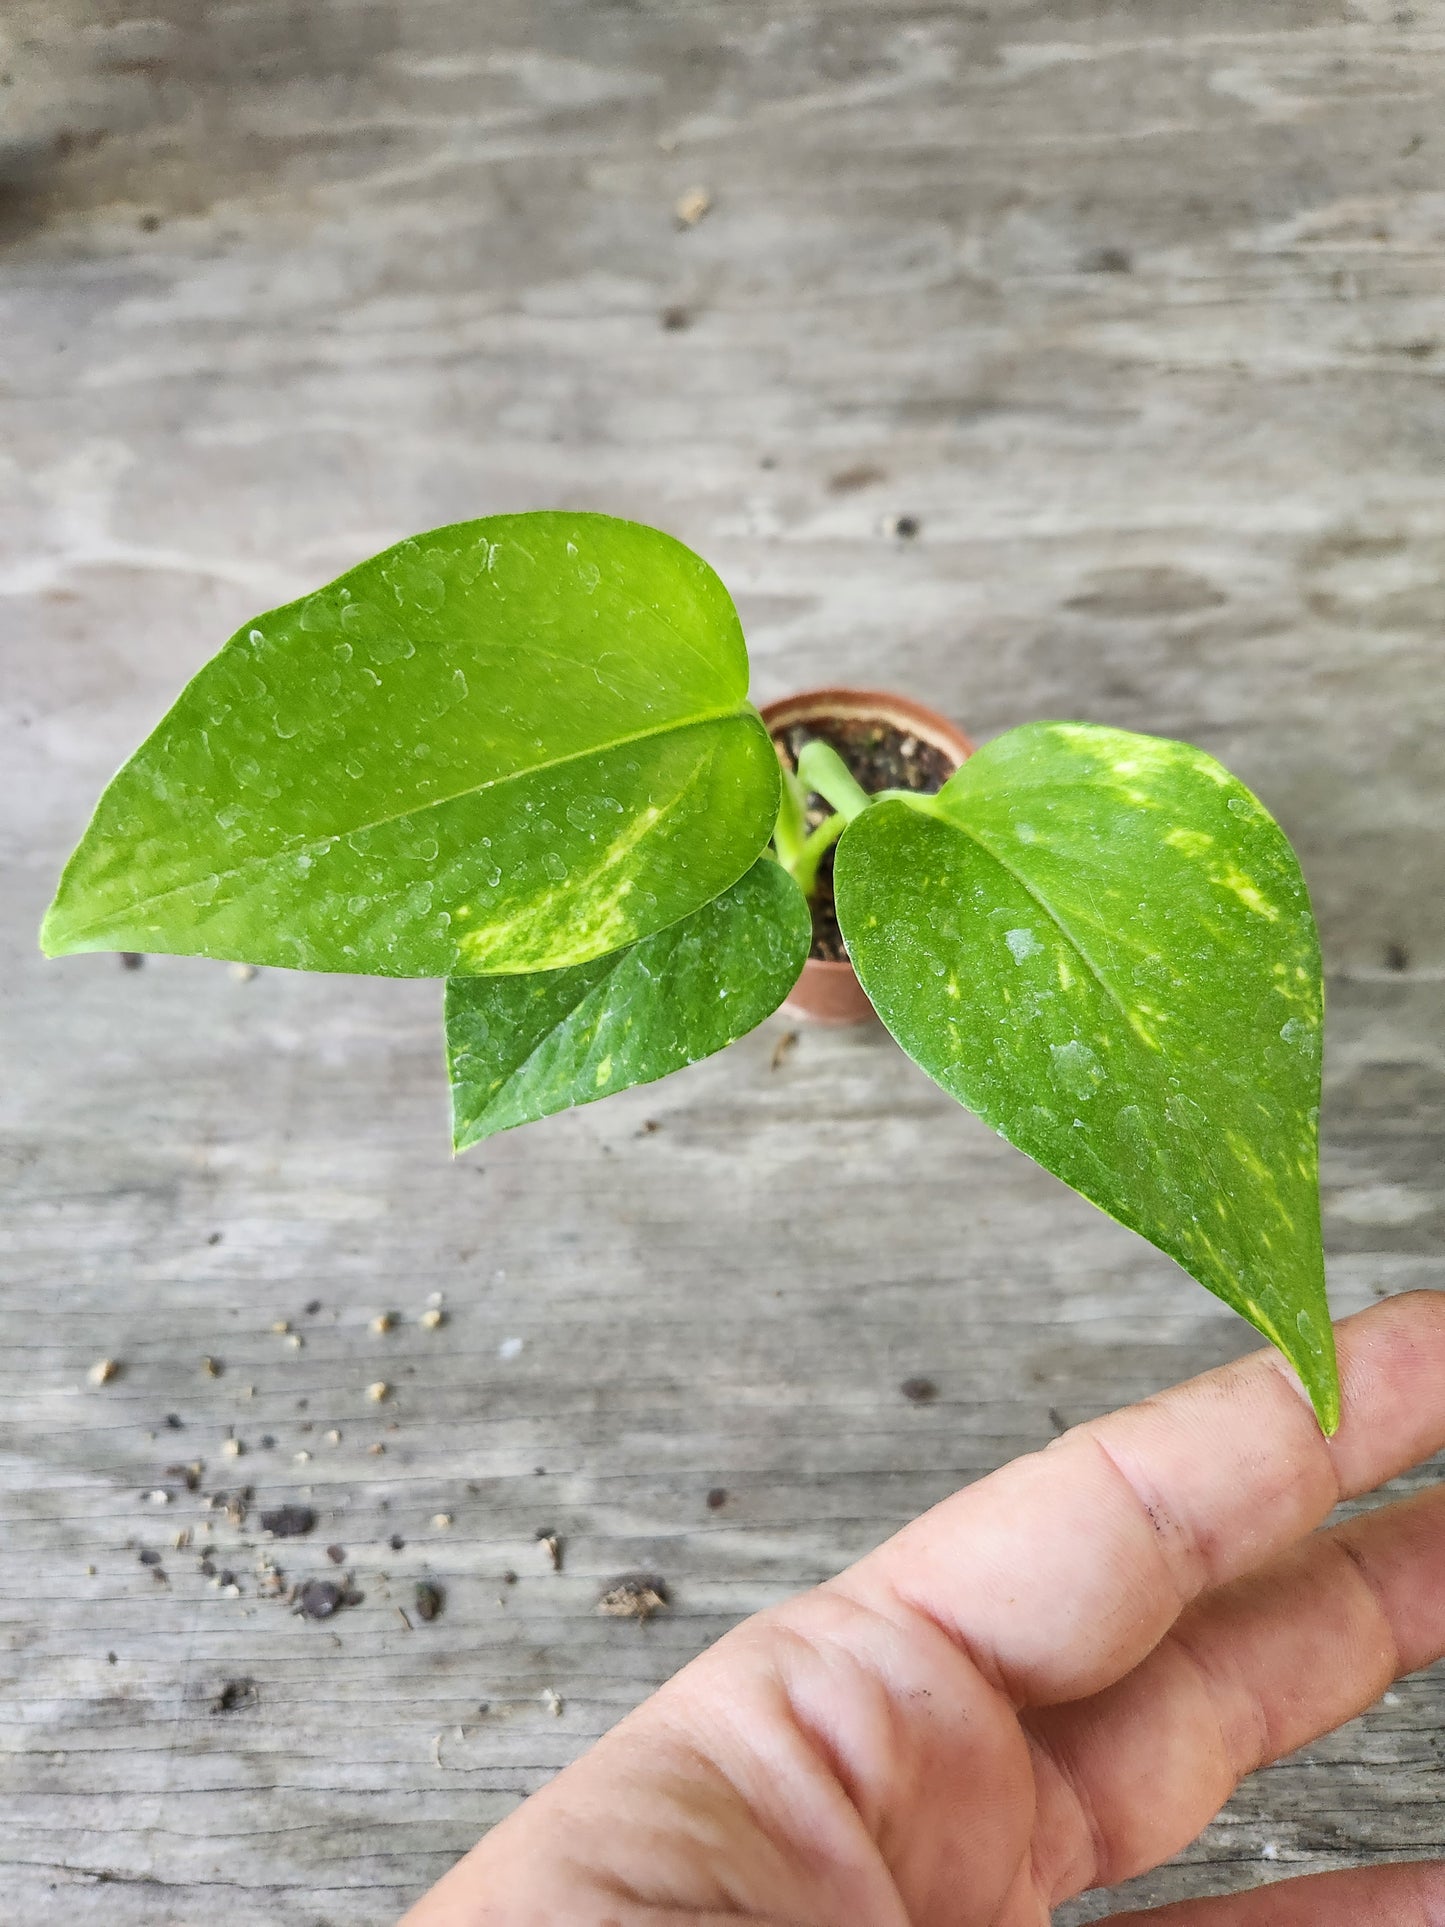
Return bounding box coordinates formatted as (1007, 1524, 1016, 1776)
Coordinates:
(900, 1376, 938, 1404)
(297, 1580, 343, 1620)
(770, 1030, 798, 1070)
(773, 717, 956, 961)
(414, 1581, 444, 1622)
(536, 1529, 563, 1571)
(673, 185, 711, 228)
(212, 1679, 258, 1714)
(1083, 244, 1133, 275)
(259, 1505, 316, 1539)
(828, 462, 886, 494)
(296, 1577, 361, 1619)
(706, 1486, 728, 1510)
(598, 1574, 671, 1622)
(326, 1544, 346, 1564)
(120, 952, 145, 970)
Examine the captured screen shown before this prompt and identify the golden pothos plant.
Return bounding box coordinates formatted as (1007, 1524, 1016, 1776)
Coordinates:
(42, 513, 1337, 1427)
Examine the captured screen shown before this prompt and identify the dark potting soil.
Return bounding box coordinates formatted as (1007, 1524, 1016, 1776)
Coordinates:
(773, 715, 955, 961)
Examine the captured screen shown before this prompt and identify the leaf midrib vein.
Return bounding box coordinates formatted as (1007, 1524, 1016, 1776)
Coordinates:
(54, 702, 755, 942)
(935, 807, 1142, 1037)
(924, 804, 1254, 1291)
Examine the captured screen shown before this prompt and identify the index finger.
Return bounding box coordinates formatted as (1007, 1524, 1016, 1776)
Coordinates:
(839, 1291, 1445, 1705)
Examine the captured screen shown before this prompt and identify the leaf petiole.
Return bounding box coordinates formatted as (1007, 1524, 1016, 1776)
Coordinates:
(871, 786, 944, 815)
(772, 763, 810, 871)
(795, 739, 872, 822)
(777, 746, 942, 900)
(790, 810, 847, 900)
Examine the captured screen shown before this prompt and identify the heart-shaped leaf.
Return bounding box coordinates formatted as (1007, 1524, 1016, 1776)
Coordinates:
(41, 514, 778, 978)
(446, 856, 809, 1147)
(834, 722, 1337, 1429)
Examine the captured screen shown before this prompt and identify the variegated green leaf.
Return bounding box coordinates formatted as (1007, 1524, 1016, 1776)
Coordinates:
(41, 513, 778, 977)
(446, 856, 809, 1147)
(835, 722, 1337, 1429)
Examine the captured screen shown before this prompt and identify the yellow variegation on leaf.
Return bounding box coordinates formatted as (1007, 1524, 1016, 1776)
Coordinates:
(833, 722, 1337, 1430)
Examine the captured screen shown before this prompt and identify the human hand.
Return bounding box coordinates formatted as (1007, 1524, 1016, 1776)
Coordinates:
(401, 1293, 1445, 1926)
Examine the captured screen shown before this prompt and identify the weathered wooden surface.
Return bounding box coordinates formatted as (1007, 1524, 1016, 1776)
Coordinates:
(2, 2, 1443, 1920)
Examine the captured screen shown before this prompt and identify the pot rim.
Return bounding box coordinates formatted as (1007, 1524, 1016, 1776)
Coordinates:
(757, 685, 973, 776)
(758, 685, 973, 993)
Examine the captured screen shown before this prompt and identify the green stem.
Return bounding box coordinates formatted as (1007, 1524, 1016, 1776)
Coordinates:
(771, 763, 809, 871)
(796, 739, 871, 822)
(790, 810, 847, 900)
(871, 786, 944, 815)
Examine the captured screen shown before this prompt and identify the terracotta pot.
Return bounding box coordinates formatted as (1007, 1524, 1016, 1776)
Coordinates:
(759, 688, 974, 1025)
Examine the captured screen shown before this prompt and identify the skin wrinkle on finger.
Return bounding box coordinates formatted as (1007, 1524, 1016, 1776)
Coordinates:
(763, 1587, 1032, 1923)
(767, 1604, 939, 1846)
(1073, 1359, 1340, 1600)
(1332, 1487, 1445, 1678)
(608, 1708, 856, 1923)
(1026, 1718, 1121, 1904)
(997, 1864, 1055, 1927)
(852, 1439, 1202, 1706)
(1335, 1531, 1408, 1683)
(1026, 1484, 1445, 1905)
(641, 1619, 916, 1926)
(1029, 1629, 1259, 1895)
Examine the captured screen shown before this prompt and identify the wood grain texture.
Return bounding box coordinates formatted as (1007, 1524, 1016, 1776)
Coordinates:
(1, 2, 1442, 1920)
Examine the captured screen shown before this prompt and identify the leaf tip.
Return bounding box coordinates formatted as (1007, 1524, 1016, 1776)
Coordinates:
(38, 896, 82, 959)
(448, 1099, 489, 1155)
(1308, 1365, 1342, 1438)
(1285, 1315, 1340, 1437)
